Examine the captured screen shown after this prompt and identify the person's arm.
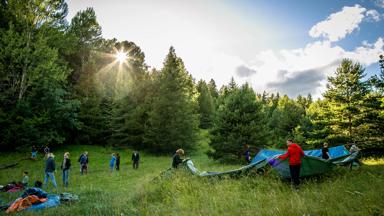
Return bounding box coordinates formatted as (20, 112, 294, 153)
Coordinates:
(132, 154, 134, 161)
(52, 159, 56, 171)
(278, 151, 289, 160)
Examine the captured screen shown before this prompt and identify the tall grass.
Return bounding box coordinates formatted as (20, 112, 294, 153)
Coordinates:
(0, 145, 383, 216)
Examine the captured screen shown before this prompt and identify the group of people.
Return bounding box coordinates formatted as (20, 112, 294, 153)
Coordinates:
(28, 141, 360, 190)
(28, 148, 141, 189)
(109, 151, 140, 171)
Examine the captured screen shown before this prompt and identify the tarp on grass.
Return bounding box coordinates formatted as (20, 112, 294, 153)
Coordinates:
(25, 194, 60, 211)
(182, 145, 358, 179)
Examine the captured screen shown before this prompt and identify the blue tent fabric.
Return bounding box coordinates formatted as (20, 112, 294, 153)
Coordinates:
(25, 194, 60, 211)
(251, 145, 349, 164)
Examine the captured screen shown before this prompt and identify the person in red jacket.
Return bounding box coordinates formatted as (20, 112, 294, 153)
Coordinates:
(278, 139, 304, 187)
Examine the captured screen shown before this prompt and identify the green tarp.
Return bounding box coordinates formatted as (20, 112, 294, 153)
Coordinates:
(181, 151, 359, 178)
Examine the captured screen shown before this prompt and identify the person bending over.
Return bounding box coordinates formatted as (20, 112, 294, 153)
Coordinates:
(172, 149, 185, 169)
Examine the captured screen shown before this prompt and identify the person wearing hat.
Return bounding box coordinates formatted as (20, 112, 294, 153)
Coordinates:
(44, 153, 57, 188)
(172, 149, 185, 169)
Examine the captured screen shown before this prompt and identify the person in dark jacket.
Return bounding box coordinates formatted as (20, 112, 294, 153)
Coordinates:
(61, 152, 71, 187)
(78, 152, 89, 175)
(44, 153, 57, 188)
(278, 140, 304, 187)
(132, 151, 140, 169)
(115, 153, 120, 171)
(172, 149, 185, 169)
(321, 143, 331, 160)
(243, 144, 251, 163)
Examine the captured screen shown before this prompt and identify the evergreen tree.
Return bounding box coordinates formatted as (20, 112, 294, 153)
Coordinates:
(210, 83, 266, 162)
(144, 47, 199, 153)
(196, 80, 215, 129)
(323, 59, 368, 143)
(267, 95, 305, 147)
(207, 79, 219, 99)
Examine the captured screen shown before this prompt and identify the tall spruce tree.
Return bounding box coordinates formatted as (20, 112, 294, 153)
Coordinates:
(196, 80, 215, 129)
(210, 82, 266, 162)
(143, 47, 199, 153)
(323, 59, 368, 143)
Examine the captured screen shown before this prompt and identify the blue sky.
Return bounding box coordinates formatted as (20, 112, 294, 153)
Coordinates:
(66, 0, 384, 98)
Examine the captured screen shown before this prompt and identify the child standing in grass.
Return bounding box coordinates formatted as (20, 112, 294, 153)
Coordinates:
(22, 171, 29, 187)
(109, 153, 116, 171)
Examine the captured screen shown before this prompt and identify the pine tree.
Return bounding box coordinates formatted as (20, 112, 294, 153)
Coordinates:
(196, 80, 215, 129)
(144, 47, 199, 153)
(210, 83, 266, 162)
(323, 59, 368, 143)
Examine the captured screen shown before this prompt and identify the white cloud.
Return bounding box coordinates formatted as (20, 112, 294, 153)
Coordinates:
(247, 37, 384, 98)
(309, 5, 366, 42)
(365, 9, 382, 22)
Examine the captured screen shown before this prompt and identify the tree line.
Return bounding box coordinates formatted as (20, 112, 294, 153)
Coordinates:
(0, 1, 383, 162)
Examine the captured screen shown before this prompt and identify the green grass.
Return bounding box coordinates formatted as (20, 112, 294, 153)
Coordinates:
(0, 144, 383, 216)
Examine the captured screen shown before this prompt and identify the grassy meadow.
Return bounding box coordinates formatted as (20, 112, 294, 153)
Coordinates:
(0, 144, 383, 216)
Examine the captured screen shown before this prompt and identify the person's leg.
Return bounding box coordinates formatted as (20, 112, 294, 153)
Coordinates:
(294, 165, 301, 186)
(289, 165, 294, 185)
(49, 172, 57, 188)
(62, 170, 65, 186)
(136, 162, 139, 169)
(65, 170, 69, 187)
(44, 172, 49, 187)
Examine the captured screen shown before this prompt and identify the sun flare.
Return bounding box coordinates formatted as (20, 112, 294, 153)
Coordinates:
(116, 51, 127, 63)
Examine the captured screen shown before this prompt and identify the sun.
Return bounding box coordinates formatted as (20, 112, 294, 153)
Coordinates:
(116, 51, 127, 63)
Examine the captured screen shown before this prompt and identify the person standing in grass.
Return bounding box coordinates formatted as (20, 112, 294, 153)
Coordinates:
(321, 143, 331, 160)
(44, 153, 57, 188)
(243, 144, 251, 163)
(278, 139, 304, 187)
(132, 151, 140, 170)
(61, 152, 71, 187)
(172, 149, 185, 169)
(31, 146, 37, 160)
(115, 153, 121, 171)
(78, 151, 89, 175)
(109, 153, 116, 171)
(22, 171, 29, 187)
